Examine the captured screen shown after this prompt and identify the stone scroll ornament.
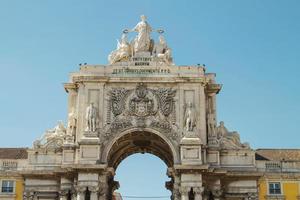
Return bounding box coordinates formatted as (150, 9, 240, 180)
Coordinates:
(109, 88, 130, 117)
(152, 87, 176, 117)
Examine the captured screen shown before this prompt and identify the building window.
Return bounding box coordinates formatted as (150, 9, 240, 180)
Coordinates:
(1, 180, 14, 193)
(269, 182, 281, 195)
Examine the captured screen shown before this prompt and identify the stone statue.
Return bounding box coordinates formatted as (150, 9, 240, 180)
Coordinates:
(216, 121, 250, 149)
(216, 121, 228, 139)
(85, 103, 97, 132)
(207, 112, 216, 137)
(153, 35, 173, 64)
(130, 15, 152, 53)
(47, 121, 66, 139)
(33, 121, 66, 149)
(184, 102, 196, 132)
(67, 108, 77, 136)
(108, 33, 131, 64)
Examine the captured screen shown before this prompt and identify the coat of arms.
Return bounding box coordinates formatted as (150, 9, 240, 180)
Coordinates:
(129, 83, 157, 117)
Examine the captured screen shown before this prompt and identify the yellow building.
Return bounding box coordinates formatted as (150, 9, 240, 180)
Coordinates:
(0, 148, 28, 200)
(256, 149, 300, 200)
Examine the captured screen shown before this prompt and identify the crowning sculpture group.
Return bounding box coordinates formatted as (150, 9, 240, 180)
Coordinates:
(108, 15, 173, 65)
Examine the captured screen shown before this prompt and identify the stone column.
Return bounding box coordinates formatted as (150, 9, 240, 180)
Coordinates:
(89, 186, 99, 200)
(75, 186, 85, 200)
(98, 184, 108, 200)
(23, 191, 33, 200)
(194, 187, 204, 200)
(212, 189, 223, 200)
(180, 187, 190, 200)
(59, 190, 68, 200)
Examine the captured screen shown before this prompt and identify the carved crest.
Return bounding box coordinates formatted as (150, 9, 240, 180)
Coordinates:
(129, 83, 157, 117)
(105, 84, 179, 142)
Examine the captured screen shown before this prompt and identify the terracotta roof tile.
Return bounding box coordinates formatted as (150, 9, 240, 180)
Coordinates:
(256, 149, 300, 161)
(0, 148, 28, 159)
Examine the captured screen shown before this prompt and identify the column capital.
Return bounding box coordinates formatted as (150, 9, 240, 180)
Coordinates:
(179, 186, 190, 195)
(194, 187, 204, 195)
(89, 186, 99, 193)
(212, 189, 223, 198)
(75, 186, 87, 194)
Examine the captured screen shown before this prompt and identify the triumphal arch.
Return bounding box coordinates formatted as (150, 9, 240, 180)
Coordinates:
(23, 16, 259, 200)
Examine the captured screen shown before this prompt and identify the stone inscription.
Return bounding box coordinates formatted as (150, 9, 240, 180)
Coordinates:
(112, 67, 171, 75)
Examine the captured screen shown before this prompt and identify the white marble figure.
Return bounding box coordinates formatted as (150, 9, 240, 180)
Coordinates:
(33, 121, 66, 148)
(108, 33, 131, 64)
(85, 102, 97, 132)
(184, 102, 196, 132)
(67, 108, 77, 136)
(130, 15, 152, 53)
(47, 121, 66, 139)
(153, 35, 173, 64)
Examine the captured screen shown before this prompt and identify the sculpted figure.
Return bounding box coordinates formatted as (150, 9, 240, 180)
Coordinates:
(153, 35, 173, 64)
(108, 33, 131, 64)
(85, 103, 97, 132)
(184, 102, 196, 131)
(207, 112, 216, 137)
(33, 121, 66, 148)
(67, 108, 77, 136)
(47, 121, 66, 139)
(216, 121, 250, 149)
(216, 121, 228, 139)
(130, 15, 152, 53)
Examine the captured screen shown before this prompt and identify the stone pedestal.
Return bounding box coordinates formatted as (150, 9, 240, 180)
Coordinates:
(180, 136, 202, 165)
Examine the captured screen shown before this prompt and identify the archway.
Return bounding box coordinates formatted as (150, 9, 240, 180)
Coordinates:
(106, 131, 176, 199)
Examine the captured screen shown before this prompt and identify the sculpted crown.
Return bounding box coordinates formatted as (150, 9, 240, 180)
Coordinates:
(108, 15, 173, 65)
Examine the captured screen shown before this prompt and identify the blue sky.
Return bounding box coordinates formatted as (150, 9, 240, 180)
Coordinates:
(0, 0, 299, 198)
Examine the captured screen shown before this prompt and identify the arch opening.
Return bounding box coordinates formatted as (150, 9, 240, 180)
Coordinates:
(107, 131, 174, 169)
(107, 131, 175, 199)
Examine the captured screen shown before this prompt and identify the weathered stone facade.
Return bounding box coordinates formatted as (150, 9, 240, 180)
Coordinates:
(21, 16, 262, 200)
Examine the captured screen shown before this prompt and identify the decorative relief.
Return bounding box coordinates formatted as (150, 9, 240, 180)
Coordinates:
(109, 88, 130, 117)
(103, 83, 179, 142)
(153, 87, 176, 117)
(128, 83, 157, 117)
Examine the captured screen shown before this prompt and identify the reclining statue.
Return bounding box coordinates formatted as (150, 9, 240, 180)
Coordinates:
(108, 33, 131, 64)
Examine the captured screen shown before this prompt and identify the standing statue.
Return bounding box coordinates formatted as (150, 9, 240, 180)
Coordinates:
(207, 112, 216, 137)
(130, 15, 153, 53)
(67, 108, 77, 136)
(184, 102, 196, 132)
(108, 33, 131, 64)
(85, 103, 97, 132)
(152, 35, 173, 64)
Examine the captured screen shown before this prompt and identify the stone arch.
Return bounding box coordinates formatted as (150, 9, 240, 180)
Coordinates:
(102, 128, 179, 169)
